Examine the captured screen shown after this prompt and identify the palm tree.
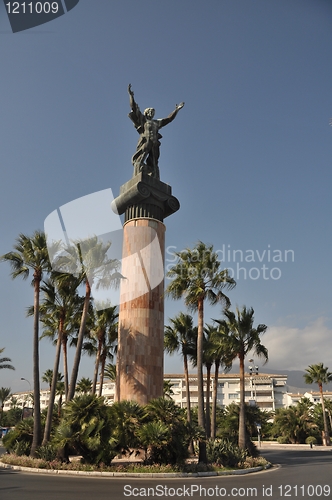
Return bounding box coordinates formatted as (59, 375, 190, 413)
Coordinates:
(163, 380, 175, 399)
(55, 236, 120, 401)
(201, 324, 216, 438)
(1, 231, 53, 456)
(215, 306, 268, 450)
(164, 312, 196, 425)
(76, 377, 93, 394)
(304, 363, 332, 446)
(0, 347, 15, 371)
(0, 387, 11, 424)
(104, 363, 116, 381)
(207, 322, 233, 439)
(42, 369, 54, 391)
(56, 380, 65, 417)
(166, 241, 236, 462)
(37, 276, 83, 401)
(32, 276, 82, 445)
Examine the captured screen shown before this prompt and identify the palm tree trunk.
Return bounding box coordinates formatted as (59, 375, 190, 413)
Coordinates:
(184, 354, 194, 455)
(62, 336, 69, 401)
(67, 281, 91, 401)
(98, 349, 106, 397)
(320, 384, 331, 446)
(238, 353, 246, 449)
(211, 359, 220, 439)
(92, 338, 102, 395)
(30, 279, 42, 457)
(184, 354, 191, 423)
(197, 298, 207, 463)
(43, 324, 63, 445)
(205, 363, 211, 438)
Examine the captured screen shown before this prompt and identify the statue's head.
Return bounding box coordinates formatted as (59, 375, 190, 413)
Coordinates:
(144, 108, 155, 119)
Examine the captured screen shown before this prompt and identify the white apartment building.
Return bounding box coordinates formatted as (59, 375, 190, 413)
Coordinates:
(4, 372, 288, 413)
(165, 372, 288, 412)
(285, 391, 332, 408)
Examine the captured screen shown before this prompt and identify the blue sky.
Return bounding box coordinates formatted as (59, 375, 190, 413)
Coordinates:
(1, 0, 332, 393)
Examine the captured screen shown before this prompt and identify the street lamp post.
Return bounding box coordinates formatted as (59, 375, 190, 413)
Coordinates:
(21, 377, 32, 407)
(248, 359, 259, 402)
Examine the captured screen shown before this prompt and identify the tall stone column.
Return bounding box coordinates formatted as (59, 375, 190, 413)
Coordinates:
(112, 172, 179, 404)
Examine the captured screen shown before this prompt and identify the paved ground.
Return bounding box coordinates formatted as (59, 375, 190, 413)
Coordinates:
(1, 445, 332, 500)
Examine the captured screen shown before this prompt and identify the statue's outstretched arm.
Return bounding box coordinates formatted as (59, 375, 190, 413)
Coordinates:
(128, 83, 137, 110)
(159, 102, 185, 128)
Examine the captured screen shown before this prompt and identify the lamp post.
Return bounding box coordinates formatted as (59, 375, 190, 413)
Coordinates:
(248, 359, 259, 401)
(248, 360, 261, 447)
(21, 377, 32, 407)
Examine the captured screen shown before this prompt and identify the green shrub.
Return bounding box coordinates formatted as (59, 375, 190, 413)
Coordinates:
(305, 436, 317, 445)
(206, 439, 247, 467)
(277, 436, 289, 444)
(2, 418, 34, 455)
(35, 443, 58, 461)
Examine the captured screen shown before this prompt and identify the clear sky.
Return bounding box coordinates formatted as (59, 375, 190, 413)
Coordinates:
(1, 0, 332, 393)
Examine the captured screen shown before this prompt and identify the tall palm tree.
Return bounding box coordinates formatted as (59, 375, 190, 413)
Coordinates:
(1, 231, 53, 456)
(0, 387, 11, 424)
(166, 241, 236, 462)
(56, 380, 65, 417)
(304, 363, 332, 446)
(30, 276, 82, 445)
(207, 321, 233, 439)
(216, 306, 268, 450)
(87, 305, 118, 396)
(164, 312, 196, 426)
(55, 236, 120, 401)
(202, 324, 217, 438)
(0, 348, 15, 371)
(37, 276, 83, 401)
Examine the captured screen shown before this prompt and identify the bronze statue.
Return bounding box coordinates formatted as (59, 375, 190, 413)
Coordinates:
(128, 84, 184, 179)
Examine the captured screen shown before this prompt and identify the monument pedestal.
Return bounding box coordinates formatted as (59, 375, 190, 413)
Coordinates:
(112, 172, 179, 404)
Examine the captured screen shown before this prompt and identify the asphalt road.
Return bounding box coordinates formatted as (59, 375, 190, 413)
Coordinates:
(1, 447, 331, 500)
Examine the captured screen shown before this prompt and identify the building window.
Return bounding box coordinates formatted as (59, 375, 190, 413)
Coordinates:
(229, 393, 239, 399)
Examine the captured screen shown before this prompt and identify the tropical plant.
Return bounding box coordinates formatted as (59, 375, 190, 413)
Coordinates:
(1, 231, 53, 456)
(272, 399, 318, 444)
(207, 321, 233, 439)
(0, 387, 11, 424)
(110, 400, 144, 454)
(206, 438, 247, 467)
(304, 363, 332, 446)
(54, 236, 120, 400)
(142, 398, 191, 464)
(55, 394, 116, 464)
(0, 347, 15, 371)
(166, 241, 235, 462)
(137, 420, 171, 463)
(164, 312, 196, 425)
(215, 306, 268, 450)
(163, 380, 175, 399)
(42, 369, 55, 391)
(2, 417, 34, 455)
(83, 305, 118, 395)
(37, 276, 83, 402)
(104, 363, 116, 381)
(76, 377, 92, 395)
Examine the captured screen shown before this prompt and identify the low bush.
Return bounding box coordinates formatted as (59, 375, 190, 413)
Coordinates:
(206, 439, 247, 467)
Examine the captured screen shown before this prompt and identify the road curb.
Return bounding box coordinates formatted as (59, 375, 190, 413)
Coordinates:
(0, 460, 270, 478)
